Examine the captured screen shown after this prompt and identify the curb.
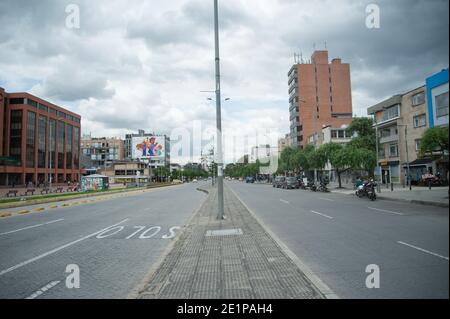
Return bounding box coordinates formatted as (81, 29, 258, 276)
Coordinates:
(330, 190, 449, 208)
(227, 184, 339, 299)
(128, 186, 211, 299)
(377, 196, 449, 208)
(0, 183, 179, 210)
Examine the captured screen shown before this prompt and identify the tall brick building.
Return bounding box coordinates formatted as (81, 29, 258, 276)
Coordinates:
(0, 87, 81, 186)
(288, 50, 353, 148)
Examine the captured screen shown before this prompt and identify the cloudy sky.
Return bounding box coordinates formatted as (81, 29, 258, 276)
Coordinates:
(0, 0, 448, 163)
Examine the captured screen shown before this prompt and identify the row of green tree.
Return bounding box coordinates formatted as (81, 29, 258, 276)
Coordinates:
(277, 118, 377, 188)
(170, 163, 209, 180)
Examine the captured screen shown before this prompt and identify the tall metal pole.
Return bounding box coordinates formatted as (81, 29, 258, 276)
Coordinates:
(374, 117, 381, 193)
(214, 0, 225, 220)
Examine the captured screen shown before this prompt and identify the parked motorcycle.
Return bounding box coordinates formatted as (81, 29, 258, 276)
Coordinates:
(307, 180, 317, 192)
(356, 180, 377, 201)
(317, 182, 329, 192)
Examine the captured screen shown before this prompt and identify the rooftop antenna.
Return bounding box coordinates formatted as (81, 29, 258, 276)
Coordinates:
(300, 52, 304, 64)
(324, 41, 327, 49)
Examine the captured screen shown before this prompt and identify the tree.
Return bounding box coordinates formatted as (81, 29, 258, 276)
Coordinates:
(346, 117, 376, 151)
(319, 143, 350, 188)
(420, 126, 449, 158)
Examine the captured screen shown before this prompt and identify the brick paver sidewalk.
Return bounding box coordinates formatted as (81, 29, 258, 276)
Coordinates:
(137, 185, 332, 299)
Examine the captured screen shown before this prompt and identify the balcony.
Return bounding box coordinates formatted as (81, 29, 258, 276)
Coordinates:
(379, 134, 399, 144)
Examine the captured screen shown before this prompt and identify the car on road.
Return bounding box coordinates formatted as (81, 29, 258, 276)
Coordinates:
(272, 176, 285, 188)
(192, 179, 198, 183)
(245, 176, 255, 183)
(282, 176, 299, 189)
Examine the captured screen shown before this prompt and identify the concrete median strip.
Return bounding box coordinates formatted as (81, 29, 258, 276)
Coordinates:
(0, 212, 12, 218)
(18, 210, 30, 214)
(136, 185, 333, 299)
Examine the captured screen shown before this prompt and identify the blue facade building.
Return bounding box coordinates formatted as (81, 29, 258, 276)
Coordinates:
(426, 68, 449, 128)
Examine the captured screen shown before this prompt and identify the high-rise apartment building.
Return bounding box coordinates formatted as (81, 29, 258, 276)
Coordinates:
(288, 50, 353, 148)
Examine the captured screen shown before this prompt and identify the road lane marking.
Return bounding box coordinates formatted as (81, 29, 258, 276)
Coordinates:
(0, 219, 64, 236)
(397, 241, 449, 261)
(0, 218, 129, 276)
(25, 280, 61, 299)
(310, 210, 334, 219)
(368, 207, 404, 216)
(44, 219, 64, 225)
(319, 197, 334, 202)
(280, 199, 290, 204)
(0, 224, 43, 235)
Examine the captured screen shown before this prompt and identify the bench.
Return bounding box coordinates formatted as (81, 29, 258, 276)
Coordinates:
(40, 188, 51, 195)
(22, 189, 36, 196)
(55, 187, 64, 193)
(6, 190, 19, 197)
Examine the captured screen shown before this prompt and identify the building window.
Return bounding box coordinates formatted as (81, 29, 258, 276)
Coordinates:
(73, 127, 79, 169)
(49, 119, 56, 169)
(331, 130, 337, 138)
(415, 139, 421, 152)
(38, 115, 47, 168)
(49, 108, 57, 115)
(66, 124, 73, 169)
(9, 110, 22, 161)
(10, 98, 24, 104)
(411, 92, 425, 106)
(58, 121, 65, 169)
(413, 114, 427, 128)
(26, 99, 38, 108)
(389, 144, 398, 157)
(38, 103, 48, 112)
(435, 92, 449, 118)
(382, 105, 400, 122)
(338, 130, 345, 138)
(26, 111, 36, 168)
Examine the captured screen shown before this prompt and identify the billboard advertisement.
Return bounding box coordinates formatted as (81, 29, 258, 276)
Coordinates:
(132, 136, 165, 159)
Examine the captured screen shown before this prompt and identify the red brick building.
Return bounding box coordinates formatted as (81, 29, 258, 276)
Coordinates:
(0, 87, 81, 186)
(288, 50, 353, 148)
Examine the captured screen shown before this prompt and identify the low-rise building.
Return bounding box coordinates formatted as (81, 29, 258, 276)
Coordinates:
(99, 161, 152, 185)
(426, 68, 449, 128)
(368, 85, 430, 185)
(0, 87, 81, 186)
(277, 133, 291, 156)
(81, 136, 124, 169)
(320, 125, 352, 145)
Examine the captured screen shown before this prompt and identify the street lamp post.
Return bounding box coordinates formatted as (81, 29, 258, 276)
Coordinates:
(374, 118, 381, 193)
(213, 0, 224, 220)
(398, 124, 411, 190)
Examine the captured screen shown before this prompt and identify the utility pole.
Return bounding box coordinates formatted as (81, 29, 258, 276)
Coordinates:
(214, 0, 224, 220)
(374, 117, 381, 193)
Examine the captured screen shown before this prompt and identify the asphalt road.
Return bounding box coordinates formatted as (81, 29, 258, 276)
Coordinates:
(227, 181, 449, 299)
(0, 182, 207, 299)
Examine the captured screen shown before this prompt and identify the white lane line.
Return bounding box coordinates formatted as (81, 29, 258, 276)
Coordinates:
(0, 224, 43, 235)
(319, 197, 334, 202)
(397, 241, 449, 261)
(310, 210, 334, 219)
(368, 207, 404, 216)
(0, 219, 64, 236)
(280, 199, 290, 204)
(0, 218, 129, 276)
(25, 280, 61, 299)
(44, 219, 64, 225)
